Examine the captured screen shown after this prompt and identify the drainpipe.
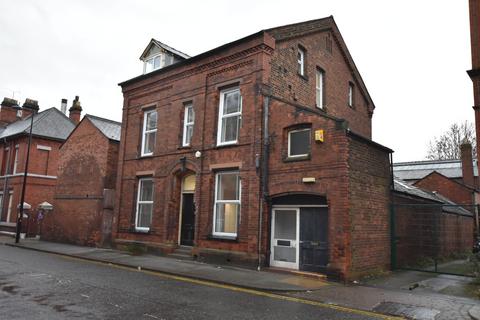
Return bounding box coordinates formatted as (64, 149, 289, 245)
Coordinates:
(258, 94, 270, 271)
(389, 152, 397, 270)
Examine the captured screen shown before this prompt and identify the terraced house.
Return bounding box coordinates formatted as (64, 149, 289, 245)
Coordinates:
(0, 97, 78, 237)
(114, 17, 392, 280)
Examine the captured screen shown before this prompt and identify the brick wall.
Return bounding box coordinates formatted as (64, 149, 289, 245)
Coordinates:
(348, 135, 391, 278)
(42, 119, 118, 246)
(113, 33, 273, 259)
(394, 193, 474, 268)
(268, 29, 372, 138)
(267, 98, 350, 276)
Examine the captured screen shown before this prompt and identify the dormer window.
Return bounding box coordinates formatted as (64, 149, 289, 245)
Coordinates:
(140, 39, 190, 75)
(144, 53, 174, 74)
(144, 55, 162, 73)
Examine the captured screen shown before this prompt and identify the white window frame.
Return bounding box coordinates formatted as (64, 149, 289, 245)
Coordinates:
(216, 88, 242, 146)
(12, 145, 19, 174)
(316, 69, 324, 109)
(182, 103, 194, 147)
(141, 109, 157, 157)
(288, 128, 311, 158)
(298, 47, 305, 76)
(348, 83, 354, 107)
(143, 53, 165, 74)
(212, 171, 241, 237)
(135, 178, 154, 232)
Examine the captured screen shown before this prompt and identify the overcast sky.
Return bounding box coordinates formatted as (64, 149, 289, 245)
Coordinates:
(0, 1, 473, 162)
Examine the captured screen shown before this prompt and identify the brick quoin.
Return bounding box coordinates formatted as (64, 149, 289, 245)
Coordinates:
(114, 17, 392, 280)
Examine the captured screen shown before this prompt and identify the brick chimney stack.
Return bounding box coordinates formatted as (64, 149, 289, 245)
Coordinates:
(461, 140, 475, 187)
(69, 96, 82, 125)
(0, 97, 21, 126)
(468, 0, 480, 176)
(21, 98, 39, 119)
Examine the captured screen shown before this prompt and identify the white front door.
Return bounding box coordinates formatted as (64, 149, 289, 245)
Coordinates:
(270, 208, 299, 269)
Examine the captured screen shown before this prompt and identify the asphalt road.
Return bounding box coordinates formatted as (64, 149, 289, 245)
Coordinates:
(0, 244, 385, 320)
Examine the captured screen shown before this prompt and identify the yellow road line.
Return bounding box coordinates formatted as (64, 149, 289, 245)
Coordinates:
(60, 255, 403, 320)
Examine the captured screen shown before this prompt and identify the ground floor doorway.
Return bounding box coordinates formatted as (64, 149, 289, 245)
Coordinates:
(270, 206, 328, 272)
(179, 175, 196, 246)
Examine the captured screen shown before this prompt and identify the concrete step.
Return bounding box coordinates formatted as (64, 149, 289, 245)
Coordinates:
(167, 245, 194, 261)
(267, 267, 327, 280)
(175, 246, 193, 254)
(168, 252, 193, 261)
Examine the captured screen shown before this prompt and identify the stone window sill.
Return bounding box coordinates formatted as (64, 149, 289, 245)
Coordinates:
(283, 155, 311, 163)
(207, 234, 238, 242)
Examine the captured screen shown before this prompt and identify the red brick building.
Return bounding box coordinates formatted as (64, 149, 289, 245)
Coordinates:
(393, 178, 473, 268)
(394, 142, 479, 230)
(114, 17, 392, 280)
(0, 97, 76, 237)
(469, 0, 480, 175)
(42, 114, 121, 247)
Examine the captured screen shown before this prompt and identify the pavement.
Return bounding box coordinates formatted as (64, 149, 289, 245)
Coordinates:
(2, 236, 479, 320)
(0, 244, 382, 320)
(1, 237, 327, 292)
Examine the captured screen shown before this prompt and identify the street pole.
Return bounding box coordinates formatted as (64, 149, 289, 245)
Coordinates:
(15, 108, 35, 243)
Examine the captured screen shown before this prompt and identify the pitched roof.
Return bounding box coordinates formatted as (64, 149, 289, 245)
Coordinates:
(120, 16, 375, 110)
(265, 17, 374, 111)
(393, 159, 478, 181)
(0, 107, 75, 141)
(149, 39, 190, 59)
(85, 114, 121, 142)
(393, 178, 473, 217)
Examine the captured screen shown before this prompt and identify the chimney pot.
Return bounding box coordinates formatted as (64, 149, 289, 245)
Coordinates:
(0, 97, 21, 126)
(68, 95, 82, 125)
(61, 98, 67, 114)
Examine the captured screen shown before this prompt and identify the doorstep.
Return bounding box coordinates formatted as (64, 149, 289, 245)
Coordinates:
(267, 267, 327, 281)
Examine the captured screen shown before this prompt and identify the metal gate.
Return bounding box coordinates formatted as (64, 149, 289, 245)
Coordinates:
(391, 203, 478, 277)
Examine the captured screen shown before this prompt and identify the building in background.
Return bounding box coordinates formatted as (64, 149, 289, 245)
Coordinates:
(114, 16, 392, 280)
(0, 97, 77, 237)
(392, 177, 474, 269)
(42, 114, 121, 246)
